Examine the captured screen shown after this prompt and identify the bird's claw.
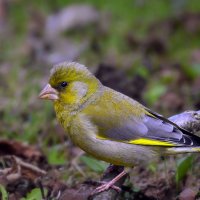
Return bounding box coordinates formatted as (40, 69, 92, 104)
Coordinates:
(91, 181, 121, 195)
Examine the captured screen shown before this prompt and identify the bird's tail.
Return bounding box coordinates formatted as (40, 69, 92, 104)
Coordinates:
(166, 146, 200, 154)
(166, 127, 200, 154)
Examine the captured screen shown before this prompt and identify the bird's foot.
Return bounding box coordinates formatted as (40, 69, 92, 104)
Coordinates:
(90, 169, 127, 196)
(91, 181, 121, 195)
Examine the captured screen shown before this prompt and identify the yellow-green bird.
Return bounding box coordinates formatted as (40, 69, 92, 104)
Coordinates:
(39, 62, 200, 193)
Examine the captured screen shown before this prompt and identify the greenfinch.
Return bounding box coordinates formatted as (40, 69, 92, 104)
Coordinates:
(39, 62, 200, 193)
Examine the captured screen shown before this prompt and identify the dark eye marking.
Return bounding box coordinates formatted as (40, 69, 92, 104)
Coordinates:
(60, 81, 68, 88)
(55, 81, 68, 91)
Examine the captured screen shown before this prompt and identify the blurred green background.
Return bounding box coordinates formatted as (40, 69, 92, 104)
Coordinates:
(0, 0, 200, 199)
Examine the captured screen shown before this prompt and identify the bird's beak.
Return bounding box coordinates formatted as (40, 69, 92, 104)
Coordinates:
(39, 84, 59, 101)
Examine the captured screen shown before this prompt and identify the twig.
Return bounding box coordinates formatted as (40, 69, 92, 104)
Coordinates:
(14, 156, 46, 176)
(0, 156, 46, 182)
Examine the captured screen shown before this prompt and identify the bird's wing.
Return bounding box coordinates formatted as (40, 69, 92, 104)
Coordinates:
(97, 108, 200, 147)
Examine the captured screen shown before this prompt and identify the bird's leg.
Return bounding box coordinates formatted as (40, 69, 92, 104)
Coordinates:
(92, 169, 128, 195)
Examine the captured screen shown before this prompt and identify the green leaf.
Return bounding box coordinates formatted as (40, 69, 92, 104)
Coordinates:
(80, 155, 108, 173)
(135, 66, 149, 79)
(175, 155, 194, 184)
(144, 84, 167, 105)
(47, 146, 66, 165)
(182, 64, 200, 79)
(0, 185, 8, 200)
(21, 188, 44, 200)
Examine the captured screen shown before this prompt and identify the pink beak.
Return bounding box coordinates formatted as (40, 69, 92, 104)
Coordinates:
(39, 84, 59, 101)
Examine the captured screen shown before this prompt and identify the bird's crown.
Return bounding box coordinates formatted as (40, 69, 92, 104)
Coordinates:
(49, 62, 93, 86)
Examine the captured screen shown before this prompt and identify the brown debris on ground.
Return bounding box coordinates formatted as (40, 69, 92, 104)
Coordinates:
(0, 140, 44, 161)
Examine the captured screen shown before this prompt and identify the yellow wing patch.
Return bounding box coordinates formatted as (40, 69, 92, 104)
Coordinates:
(129, 138, 174, 146)
(97, 135, 175, 146)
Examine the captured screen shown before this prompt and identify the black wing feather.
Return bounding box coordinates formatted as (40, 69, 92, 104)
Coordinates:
(146, 109, 200, 147)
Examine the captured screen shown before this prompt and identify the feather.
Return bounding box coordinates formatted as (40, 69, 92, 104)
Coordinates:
(93, 91, 200, 147)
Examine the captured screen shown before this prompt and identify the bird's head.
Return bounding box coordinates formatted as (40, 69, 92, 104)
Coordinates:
(39, 62, 100, 106)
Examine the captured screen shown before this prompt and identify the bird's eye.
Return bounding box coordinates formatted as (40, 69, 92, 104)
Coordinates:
(60, 81, 68, 88)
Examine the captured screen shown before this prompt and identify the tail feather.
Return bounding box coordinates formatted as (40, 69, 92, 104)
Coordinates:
(166, 146, 200, 154)
(180, 127, 200, 147)
(146, 108, 200, 147)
